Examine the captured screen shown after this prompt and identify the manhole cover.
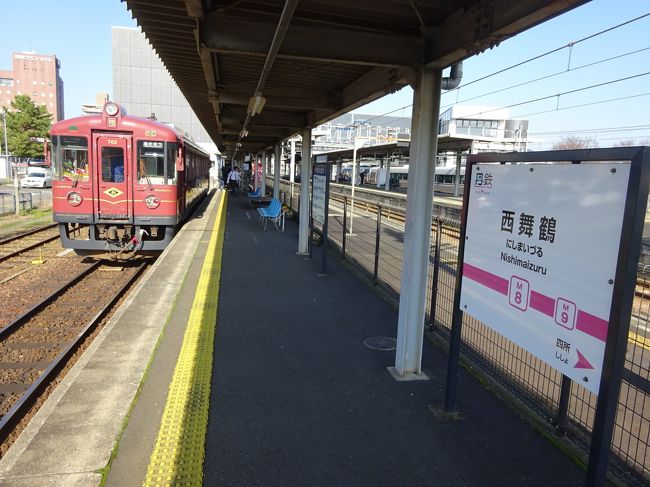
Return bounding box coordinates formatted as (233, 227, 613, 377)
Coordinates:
(363, 337, 397, 351)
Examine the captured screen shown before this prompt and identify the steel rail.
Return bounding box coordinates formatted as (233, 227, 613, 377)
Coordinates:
(0, 261, 102, 341)
(0, 235, 61, 264)
(0, 260, 148, 444)
(0, 224, 58, 246)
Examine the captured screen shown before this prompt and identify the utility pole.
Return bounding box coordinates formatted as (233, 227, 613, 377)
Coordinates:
(2, 111, 18, 216)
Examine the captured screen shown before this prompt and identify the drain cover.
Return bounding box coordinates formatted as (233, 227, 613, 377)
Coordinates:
(363, 337, 397, 351)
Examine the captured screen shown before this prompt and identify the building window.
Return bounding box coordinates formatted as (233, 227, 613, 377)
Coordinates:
(49, 93, 53, 98)
(33, 80, 37, 85)
(41, 92, 45, 96)
(16, 79, 20, 84)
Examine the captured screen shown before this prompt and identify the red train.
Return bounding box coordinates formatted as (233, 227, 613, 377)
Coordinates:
(49, 101, 210, 255)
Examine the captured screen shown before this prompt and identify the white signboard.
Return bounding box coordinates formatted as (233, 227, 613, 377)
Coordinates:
(312, 164, 327, 224)
(460, 163, 630, 394)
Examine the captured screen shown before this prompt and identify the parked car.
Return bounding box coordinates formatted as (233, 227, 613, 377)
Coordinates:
(21, 168, 52, 188)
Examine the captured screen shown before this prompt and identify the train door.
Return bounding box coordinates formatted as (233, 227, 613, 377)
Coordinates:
(93, 134, 131, 219)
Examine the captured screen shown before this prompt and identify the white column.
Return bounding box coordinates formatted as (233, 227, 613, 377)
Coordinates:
(385, 158, 391, 191)
(290, 139, 296, 183)
(274, 143, 281, 199)
(297, 128, 311, 255)
(391, 67, 442, 380)
(454, 151, 462, 197)
(261, 149, 267, 197)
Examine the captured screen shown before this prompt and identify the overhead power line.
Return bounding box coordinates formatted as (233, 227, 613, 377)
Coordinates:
(530, 124, 650, 136)
(444, 11, 650, 92)
(440, 45, 650, 110)
(351, 12, 650, 127)
(463, 71, 650, 119)
(514, 91, 650, 119)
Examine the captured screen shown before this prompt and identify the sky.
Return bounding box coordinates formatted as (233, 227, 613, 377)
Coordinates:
(1, 0, 648, 149)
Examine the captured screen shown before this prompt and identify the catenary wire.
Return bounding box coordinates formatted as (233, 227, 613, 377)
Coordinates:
(461, 72, 650, 118)
(352, 12, 650, 125)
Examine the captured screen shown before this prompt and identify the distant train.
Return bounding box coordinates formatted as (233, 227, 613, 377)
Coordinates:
(345, 164, 466, 195)
(49, 101, 210, 255)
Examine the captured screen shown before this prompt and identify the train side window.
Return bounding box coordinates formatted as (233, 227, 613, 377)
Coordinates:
(166, 142, 178, 184)
(52, 135, 89, 181)
(102, 147, 124, 183)
(136, 141, 166, 184)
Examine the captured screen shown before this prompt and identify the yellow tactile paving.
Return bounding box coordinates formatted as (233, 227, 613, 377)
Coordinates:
(629, 331, 650, 351)
(144, 193, 227, 486)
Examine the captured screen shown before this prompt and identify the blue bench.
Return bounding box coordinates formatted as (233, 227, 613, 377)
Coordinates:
(247, 187, 261, 198)
(256, 198, 284, 231)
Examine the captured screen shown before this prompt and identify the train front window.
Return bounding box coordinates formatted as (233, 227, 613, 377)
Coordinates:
(137, 141, 175, 185)
(52, 135, 89, 181)
(101, 147, 125, 183)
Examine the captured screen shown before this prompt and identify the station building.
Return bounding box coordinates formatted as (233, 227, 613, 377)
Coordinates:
(0, 51, 64, 122)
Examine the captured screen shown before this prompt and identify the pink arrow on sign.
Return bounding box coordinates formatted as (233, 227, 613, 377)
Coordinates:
(575, 350, 594, 369)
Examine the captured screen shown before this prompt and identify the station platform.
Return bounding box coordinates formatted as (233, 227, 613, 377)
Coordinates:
(0, 189, 585, 486)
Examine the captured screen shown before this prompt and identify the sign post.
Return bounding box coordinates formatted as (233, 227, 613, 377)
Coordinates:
(444, 147, 650, 485)
(313, 157, 330, 275)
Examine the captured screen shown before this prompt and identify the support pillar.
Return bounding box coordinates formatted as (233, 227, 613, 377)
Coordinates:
(385, 158, 392, 191)
(391, 67, 442, 380)
(261, 149, 267, 197)
(297, 128, 312, 255)
(290, 139, 296, 183)
(454, 151, 462, 197)
(274, 143, 281, 199)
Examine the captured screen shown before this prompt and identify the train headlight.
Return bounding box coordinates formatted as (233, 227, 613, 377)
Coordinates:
(67, 192, 82, 207)
(144, 195, 160, 209)
(105, 102, 119, 116)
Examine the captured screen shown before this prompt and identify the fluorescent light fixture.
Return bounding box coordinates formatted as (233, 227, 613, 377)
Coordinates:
(247, 91, 266, 116)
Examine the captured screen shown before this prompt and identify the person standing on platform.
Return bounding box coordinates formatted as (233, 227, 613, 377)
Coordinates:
(227, 166, 241, 194)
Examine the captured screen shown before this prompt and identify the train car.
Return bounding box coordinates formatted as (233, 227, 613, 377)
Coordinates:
(49, 101, 210, 255)
(364, 164, 465, 194)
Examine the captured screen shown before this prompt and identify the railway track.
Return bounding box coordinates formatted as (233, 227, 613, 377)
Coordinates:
(0, 258, 149, 450)
(0, 224, 60, 265)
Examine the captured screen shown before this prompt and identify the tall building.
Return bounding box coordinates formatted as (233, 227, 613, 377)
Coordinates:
(111, 26, 216, 156)
(0, 52, 64, 122)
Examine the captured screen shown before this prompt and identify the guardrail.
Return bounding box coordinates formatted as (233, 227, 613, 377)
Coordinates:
(273, 177, 650, 486)
(0, 191, 52, 216)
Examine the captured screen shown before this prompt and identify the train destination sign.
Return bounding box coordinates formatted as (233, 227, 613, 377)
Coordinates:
(460, 162, 630, 394)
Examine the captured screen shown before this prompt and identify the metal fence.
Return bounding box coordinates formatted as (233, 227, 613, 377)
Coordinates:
(274, 178, 650, 486)
(0, 191, 52, 216)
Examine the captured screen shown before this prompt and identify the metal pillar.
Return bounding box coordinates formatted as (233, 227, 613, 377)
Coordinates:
(297, 128, 312, 255)
(454, 151, 462, 197)
(261, 149, 267, 197)
(391, 67, 442, 379)
(385, 158, 391, 191)
(274, 143, 281, 199)
(290, 139, 296, 183)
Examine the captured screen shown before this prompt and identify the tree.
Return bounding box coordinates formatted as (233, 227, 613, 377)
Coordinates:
(614, 139, 637, 147)
(551, 135, 598, 150)
(4, 95, 52, 158)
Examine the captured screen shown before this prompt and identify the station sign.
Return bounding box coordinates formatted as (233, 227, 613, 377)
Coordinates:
(460, 162, 630, 394)
(312, 163, 328, 224)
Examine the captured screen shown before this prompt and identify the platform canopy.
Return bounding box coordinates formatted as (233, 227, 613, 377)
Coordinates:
(123, 0, 589, 158)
